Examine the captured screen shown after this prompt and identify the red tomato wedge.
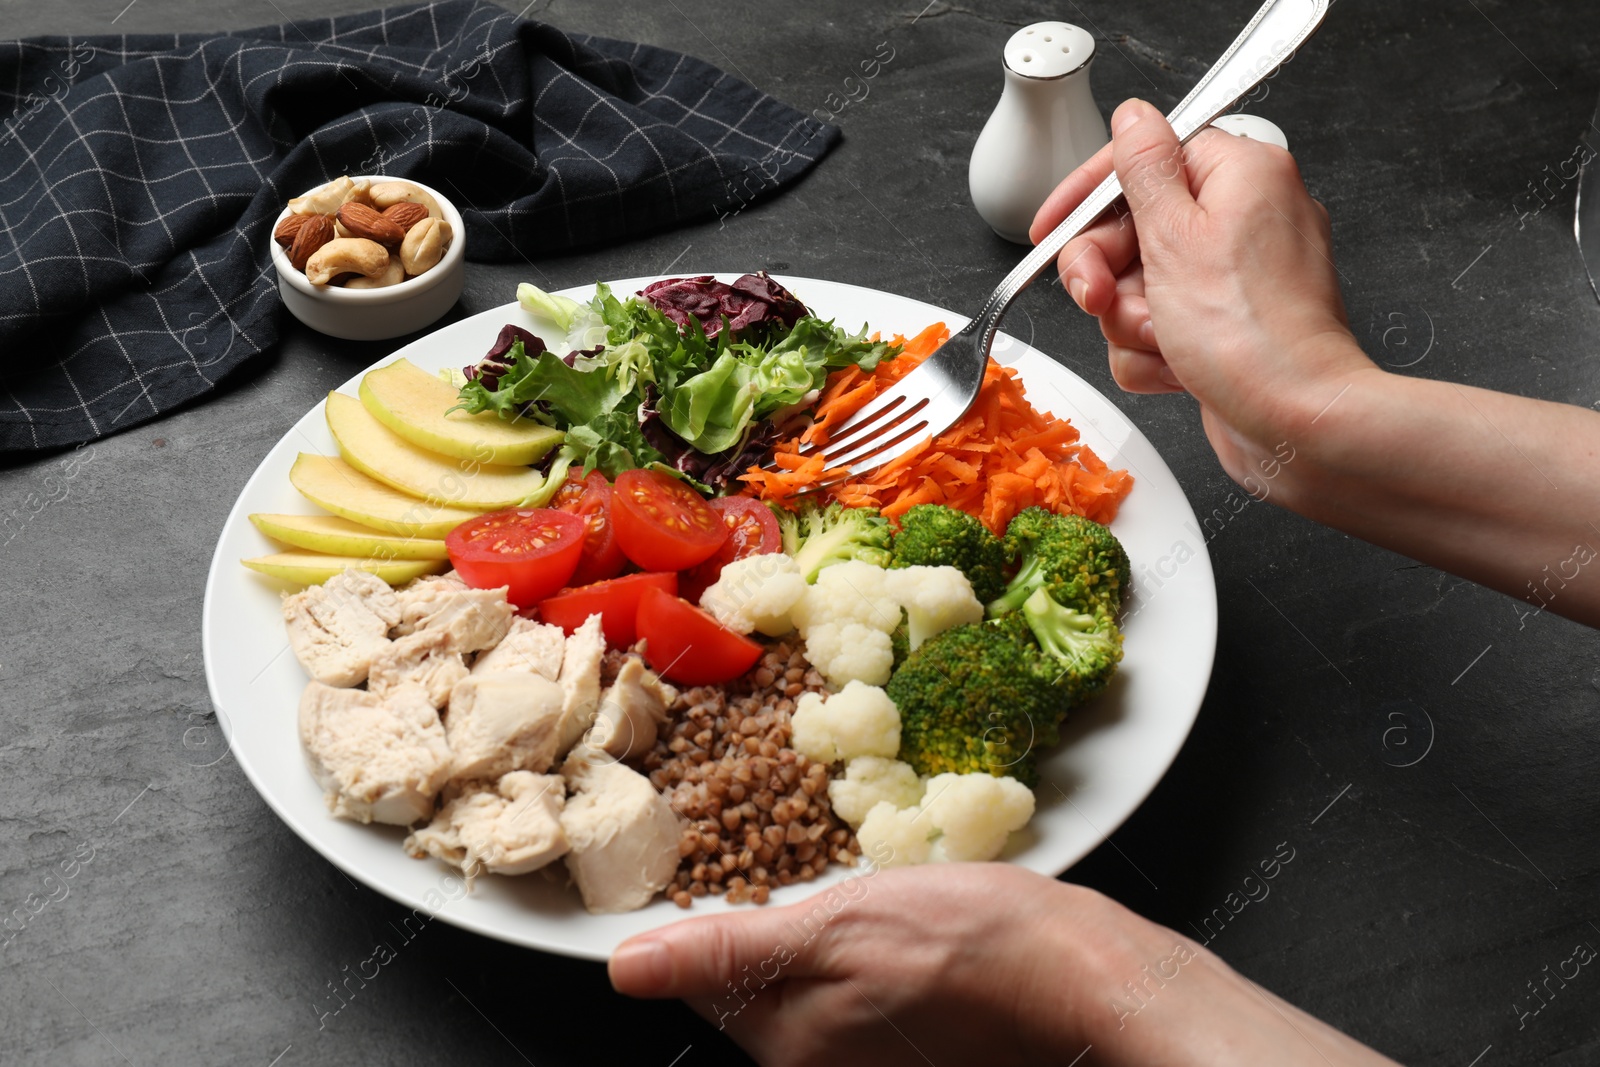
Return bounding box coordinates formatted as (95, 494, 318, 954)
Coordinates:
(537, 572, 678, 649)
(636, 585, 763, 685)
(612, 469, 729, 571)
(680, 496, 785, 602)
(446, 508, 586, 608)
(555, 472, 627, 586)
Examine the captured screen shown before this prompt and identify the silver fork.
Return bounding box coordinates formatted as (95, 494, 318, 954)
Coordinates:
(780, 0, 1332, 478)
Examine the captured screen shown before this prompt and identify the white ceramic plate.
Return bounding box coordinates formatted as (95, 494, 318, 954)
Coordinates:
(202, 275, 1217, 961)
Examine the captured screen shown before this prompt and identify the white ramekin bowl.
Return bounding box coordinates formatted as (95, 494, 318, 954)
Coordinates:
(269, 175, 466, 342)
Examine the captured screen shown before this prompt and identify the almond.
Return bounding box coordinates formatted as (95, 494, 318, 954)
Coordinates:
(287, 214, 336, 272)
(337, 202, 405, 248)
(273, 213, 312, 248)
(381, 202, 428, 232)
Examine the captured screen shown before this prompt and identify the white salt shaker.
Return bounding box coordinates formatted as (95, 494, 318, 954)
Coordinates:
(1210, 113, 1290, 151)
(969, 22, 1108, 245)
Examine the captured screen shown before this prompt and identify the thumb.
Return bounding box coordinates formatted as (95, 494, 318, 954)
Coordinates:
(610, 905, 820, 999)
(1109, 98, 1198, 232)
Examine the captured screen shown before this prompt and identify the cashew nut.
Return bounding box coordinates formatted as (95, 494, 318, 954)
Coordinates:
(342, 258, 406, 290)
(369, 180, 444, 220)
(399, 218, 452, 275)
(304, 238, 391, 286)
(289, 176, 369, 216)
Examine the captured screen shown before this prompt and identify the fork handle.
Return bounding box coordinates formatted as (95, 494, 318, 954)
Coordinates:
(967, 0, 1332, 344)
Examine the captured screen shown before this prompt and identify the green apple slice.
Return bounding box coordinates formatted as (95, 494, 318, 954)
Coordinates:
(289, 454, 481, 539)
(324, 391, 552, 509)
(249, 512, 449, 560)
(359, 357, 563, 466)
(241, 551, 446, 586)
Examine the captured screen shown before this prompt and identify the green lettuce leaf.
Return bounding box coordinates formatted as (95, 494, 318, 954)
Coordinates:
(517, 281, 587, 333)
(458, 283, 903, 482)
(659, 352, 759, 455)
(452, 340, 623, 425)
(654, 317, 896, 453)
(563, 409, 665, 479)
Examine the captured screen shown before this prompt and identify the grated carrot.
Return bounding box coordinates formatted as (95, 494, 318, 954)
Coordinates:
(741, 322, 1134, 533)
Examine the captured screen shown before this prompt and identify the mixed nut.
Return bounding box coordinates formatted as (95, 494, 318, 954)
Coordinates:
(272, 176, 453, 290)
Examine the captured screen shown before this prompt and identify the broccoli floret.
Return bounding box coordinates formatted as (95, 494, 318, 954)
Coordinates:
(1000, 505, 1060, 554)
(889, 504, 1008, 604)
(1022, 588, 1123, 705)
(888, 615, 1065, 788)
(987, 507, 1131, 619)
(775, 500, 893, 582)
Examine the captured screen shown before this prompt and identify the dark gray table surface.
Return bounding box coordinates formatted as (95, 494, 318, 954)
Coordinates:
(4, 1, 1598, 1064)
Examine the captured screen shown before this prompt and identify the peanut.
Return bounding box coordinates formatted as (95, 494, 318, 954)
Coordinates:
(399, 217, 451, 275)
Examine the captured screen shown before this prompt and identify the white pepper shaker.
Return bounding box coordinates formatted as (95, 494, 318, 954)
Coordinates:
(969, 22, 1108, 245)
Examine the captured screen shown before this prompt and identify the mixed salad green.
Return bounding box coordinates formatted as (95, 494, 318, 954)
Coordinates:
(452, 274, 898, 491)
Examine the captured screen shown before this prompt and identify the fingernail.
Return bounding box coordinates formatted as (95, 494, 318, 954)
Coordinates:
(1139, 320, 1157, 347)
(1158, 364, 1182, 388)
(1112, 100, 1149, 136)
(1068, 277, 1088, 310)
(610, 939, 672, 993)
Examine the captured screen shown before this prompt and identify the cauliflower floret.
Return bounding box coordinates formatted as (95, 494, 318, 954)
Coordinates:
(790, 680, 901, 764)
(799, 620, 895, 688)
(698, 553, 809, 637)
(785, 560, 908, 686)
(828, 756, 926, 828)
(882, 566, 984, 651)
(855, 801, 933, 867)
(787, 561, 978, 683)
(920, 772, 1036, 862)
(790, 560, 901, 632)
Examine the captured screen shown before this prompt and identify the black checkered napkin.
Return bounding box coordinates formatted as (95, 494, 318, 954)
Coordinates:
(0, 1, 839, 451)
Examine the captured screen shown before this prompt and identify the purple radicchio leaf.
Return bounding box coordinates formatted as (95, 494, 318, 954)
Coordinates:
(640, 271, 810, 339)
(562, 344, 607, 368)
(464, 324, 546, 388)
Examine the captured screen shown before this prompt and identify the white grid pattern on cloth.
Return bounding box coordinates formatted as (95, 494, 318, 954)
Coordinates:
(0, 0, 840, 451)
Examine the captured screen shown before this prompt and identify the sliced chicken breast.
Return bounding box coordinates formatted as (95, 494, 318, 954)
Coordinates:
(559, 747, 683, 914)
(585, 657, 676, 761)
(282, 568, 401, 687)
(554, 614, 606, 757)
(368, 629, 469, 709)
(298, 681, 451, 826)
(471, 617, 567, 681)
(445, 673, 565, 781)
(405, 771, 569, 881)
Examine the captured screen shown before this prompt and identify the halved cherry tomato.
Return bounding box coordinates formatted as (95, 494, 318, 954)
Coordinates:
(611, 469, 729, 571)
(636, 585, 763, 685)
(550, 468, 596, 510)
(555, 472, 627, 586)
(445, 508, 586, 608)
(537, 572, 678, 648)
(680, 496, 786, 602)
